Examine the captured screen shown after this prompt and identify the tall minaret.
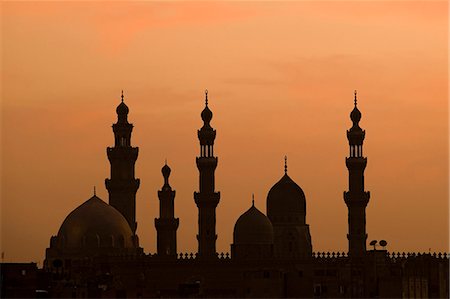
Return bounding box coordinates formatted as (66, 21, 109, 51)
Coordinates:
(155, 161, 179, 258)
(105, 91, 140, 234)
(344, 91, 370, 258)
(194, 90, 220, 259)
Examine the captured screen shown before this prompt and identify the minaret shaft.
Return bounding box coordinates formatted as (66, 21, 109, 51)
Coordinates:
(105, 93, 140, 234)
(344, 92, 370, 258)
(155, 163, 179, 258)
(194, 91, 220, 259)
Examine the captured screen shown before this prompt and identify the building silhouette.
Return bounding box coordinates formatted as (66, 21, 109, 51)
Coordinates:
(13, 90, 449, 298)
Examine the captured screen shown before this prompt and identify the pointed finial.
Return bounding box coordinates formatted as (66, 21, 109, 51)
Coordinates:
(252, 193, 255, 207)
(205, 89, 208, 106)
(354, 90, 357, 106)
(284, 155, 288, 174)
(165, 158, 167, 165)
(121, 90, 124, 103)
(93, 186, 96, 196)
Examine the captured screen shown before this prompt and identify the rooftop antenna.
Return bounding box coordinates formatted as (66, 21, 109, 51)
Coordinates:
(369, 240, 378, 250)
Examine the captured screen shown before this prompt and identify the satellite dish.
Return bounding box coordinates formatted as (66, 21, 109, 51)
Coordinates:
(379, 240, 387, 248)
(369, 240, 377, 250)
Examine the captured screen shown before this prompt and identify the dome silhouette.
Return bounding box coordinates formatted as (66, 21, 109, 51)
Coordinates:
(116, 101, 129, 116)
(201, 105, 213, 123)
(57, 195, 134, 249)
(350, 106, 361, 124)
(233, 203, 273, 245)
(267, 174, 306, 222)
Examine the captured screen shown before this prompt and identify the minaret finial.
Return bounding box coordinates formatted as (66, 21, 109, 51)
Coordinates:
(354, 90, 357, 106)
(284, 155, 288, 174)
(252, 193, 255, 206)
(205, 89, 208, 106)
(165, 158, 167, 165)
(93, 186, 96, 196)
(121, 90, 124, 103)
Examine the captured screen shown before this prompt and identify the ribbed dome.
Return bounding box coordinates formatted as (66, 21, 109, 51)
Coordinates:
(233, 204, 274, 245)
(267, 174, 306, 221)
(57, 195, 134, 249)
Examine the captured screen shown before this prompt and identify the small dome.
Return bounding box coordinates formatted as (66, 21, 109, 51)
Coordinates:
(350, 106, 361, 124)
(116, 101, 129, 116)
(57, 195, 134, 249)
(201, 105, 213, 123)
(233, 204, 274, 245)
(267, 174, 306, 220)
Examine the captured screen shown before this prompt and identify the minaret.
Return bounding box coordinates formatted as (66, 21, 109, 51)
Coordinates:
(344, 91, 370, 258)
(194, 90, 220, 259)
(105, 91, 140, 234)
(155, 161, 179, 258)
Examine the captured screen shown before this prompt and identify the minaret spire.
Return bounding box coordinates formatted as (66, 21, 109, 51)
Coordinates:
(344, 91, 370, 258)
(252, 193, 255, 207)
(155, 161, 179, 258)
(105, 91, 140, 233)
(93, 186, 96, 196)
(194, 90, 220, 259)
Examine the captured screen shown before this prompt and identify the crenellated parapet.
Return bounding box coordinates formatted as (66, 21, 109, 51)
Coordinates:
(312, 251, 349, 260)
(311, 251, 449, 261)
(176, 252, 231, 261)
(388, 251, 449, 260)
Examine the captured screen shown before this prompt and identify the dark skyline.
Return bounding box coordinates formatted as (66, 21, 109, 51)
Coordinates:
(38, 92, 448, 298)
(1, 1, 448, 265)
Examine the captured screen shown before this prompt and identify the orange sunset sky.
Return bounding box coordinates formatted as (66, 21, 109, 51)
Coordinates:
(1, 1, 448, 264)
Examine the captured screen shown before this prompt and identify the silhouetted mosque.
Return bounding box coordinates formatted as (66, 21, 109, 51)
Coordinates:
(1, 91, 448, 298)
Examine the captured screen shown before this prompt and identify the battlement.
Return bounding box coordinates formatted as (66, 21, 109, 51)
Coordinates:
(312, 251, 349, 259)
(387, 251, 449, 260)
(175, 252, 231, 260)
(311, 251, 449, 261)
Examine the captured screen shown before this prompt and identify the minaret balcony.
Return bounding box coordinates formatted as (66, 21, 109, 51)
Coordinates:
(155, 218, 179, 230)
(107, 146, 138, 160)
(194, 191, 220, 206)
(345, 157, 367, 168)
(196, 156, 218, 167)
(105, 178, 140, 192)
(343, 191, 370, 206)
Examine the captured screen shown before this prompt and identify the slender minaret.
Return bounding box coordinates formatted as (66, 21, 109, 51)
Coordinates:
(105, 91, 140, 233)
(155, 161, 179, 258)
(194, 90, 220, 259)
(344, 91, 370, 258)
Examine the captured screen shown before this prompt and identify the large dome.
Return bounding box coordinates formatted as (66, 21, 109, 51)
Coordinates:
(57, 195, 135, 249)
(233, 204, 274, 245)
(267, 174, 306, 223)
